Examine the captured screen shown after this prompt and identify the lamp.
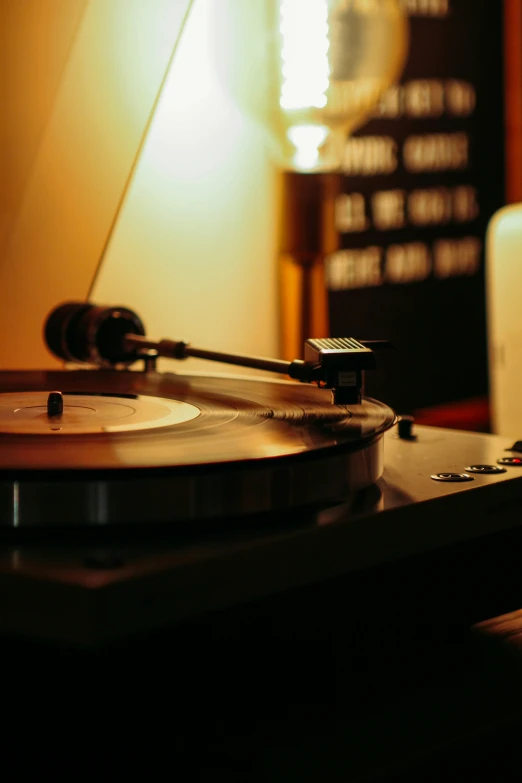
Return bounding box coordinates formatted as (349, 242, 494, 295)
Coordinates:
(266, 0, 408, 355)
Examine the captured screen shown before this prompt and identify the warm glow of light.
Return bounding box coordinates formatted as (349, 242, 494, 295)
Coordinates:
(93, 0, 280, 374)
(279, 0, 330, 111)
(288, 124, 328, 170)
(279, 0, 331, 170)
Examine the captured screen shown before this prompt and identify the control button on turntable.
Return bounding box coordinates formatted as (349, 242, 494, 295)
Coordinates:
(431, 472, 474, 482)
(508, 440, 522, 453)
(465, 464, 507, 475)
(497, 456, 522, 466)
(397, 415, 416, 440)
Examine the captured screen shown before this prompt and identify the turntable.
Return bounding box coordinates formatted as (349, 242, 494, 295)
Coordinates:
(0, 301, 521, 646)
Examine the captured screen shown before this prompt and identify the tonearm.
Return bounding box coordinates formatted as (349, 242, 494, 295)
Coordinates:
(45, 302, 389, 404)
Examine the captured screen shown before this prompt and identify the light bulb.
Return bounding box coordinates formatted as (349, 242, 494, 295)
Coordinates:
(269, 0, 408, 171)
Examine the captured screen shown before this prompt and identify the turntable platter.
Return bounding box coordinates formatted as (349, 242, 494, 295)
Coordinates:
(0, 370, 395, 526)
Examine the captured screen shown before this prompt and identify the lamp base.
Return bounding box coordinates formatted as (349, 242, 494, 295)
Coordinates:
(279, 171, 341, 358)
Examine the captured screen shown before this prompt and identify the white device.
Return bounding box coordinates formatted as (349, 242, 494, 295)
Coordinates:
(486, 203, 522, 436)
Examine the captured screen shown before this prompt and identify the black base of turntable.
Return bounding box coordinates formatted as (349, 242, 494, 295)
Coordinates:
(4, 525, 522, 782)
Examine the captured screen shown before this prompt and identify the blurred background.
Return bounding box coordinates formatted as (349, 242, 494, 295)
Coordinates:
(0, 0, 519, 431)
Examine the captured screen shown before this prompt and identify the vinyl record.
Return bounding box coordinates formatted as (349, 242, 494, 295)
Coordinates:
(0, 370, 395, 527)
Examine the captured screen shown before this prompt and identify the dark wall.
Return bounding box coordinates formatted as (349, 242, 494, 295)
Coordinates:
(327, 0, 505, 413)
